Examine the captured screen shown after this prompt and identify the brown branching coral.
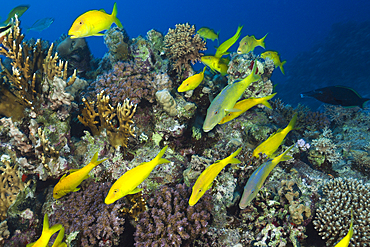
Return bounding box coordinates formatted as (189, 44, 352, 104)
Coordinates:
(164, 23, 206, 75)
(78, 91, 137, 149)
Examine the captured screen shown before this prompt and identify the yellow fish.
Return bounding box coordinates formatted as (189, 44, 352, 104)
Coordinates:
(261, 50, 286, 75)
(68, 2, 123, 39)
(51, 227, 67, 247)
(3, 5, 30, 24)
(26, 214, 62, 247)
(219, 93, 277, 124)
(197, 27, 219, 42)
(237, 33, 268, 54)
(215, 25, 243, 58)
(189, 147, 242, 206)
(334, 209, 353, 247)
(201, 56, 229, 76)
(53, 152, 107, 199)
(105, 146, 170, 204)
(178, 67, 206, 92)
(253, 113, 297, 158)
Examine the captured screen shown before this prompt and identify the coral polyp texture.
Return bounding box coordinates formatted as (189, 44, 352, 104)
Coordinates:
(313, 177, 370, 246)
(164, 23, 206, 75)
(134, 183, 213, 246)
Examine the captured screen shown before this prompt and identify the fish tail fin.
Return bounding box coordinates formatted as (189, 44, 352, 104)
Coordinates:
(280, 60, 287, 75)
(51, 226, 66, 247)
(280, 145, 294, 161)
(236, 25, 243, 38)
(154, 145, 171, 165)
(111, 2, 123, 28)
(228, 147, 242, 164)
(348, 208, 354, 238)
(259, 33, 268, 49)
(361, 98, 370, 108)
(260, 93, 277, 109)
(250, 60, 261, 82)
(90, 152, 108, 167)
(42, 214, 63, 241)
(286, 113, 297, 132)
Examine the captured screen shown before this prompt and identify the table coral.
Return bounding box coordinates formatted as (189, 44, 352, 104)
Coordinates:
(313, 177, 370, 246)
(134, 183, 213, 246)
(164, 23, 206, 76)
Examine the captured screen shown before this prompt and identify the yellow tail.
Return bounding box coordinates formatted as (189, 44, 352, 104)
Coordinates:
(260, 93, 277, 109)
(111, 2, 123, 28)
(227, 147, 243, 164)
(286, 113, 297, 132)
(258, 33, 268, 49)
(280, 60, 287, 75)
(90, 152, 108, 167)
(154, 145, 171, 165)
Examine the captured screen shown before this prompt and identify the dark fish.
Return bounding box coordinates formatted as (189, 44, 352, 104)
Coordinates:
(3, 5, 30, 24)
(27, 17, 54, 32)
(301, 86, 370, 108)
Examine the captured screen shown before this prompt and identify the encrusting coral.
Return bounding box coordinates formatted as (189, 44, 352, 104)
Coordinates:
(78, 90, 137, 149)
(313, 177, 370, 246)
(164, 23, 206, 76)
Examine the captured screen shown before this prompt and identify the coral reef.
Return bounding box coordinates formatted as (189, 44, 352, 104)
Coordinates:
(164, 23, 206, 76)
(134, 183, 213, 246)
(0, 220, 10, 245)
(103, 27, 130, 63)
(313, 177, 370, 246)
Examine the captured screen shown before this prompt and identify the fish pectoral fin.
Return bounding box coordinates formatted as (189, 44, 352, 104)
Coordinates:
(226, 108, 242, 113)
(92, 33, 105, 36)
(73, 187, 80, 192)
(69, 169, 80, 173)
(128, 187, 142, 195)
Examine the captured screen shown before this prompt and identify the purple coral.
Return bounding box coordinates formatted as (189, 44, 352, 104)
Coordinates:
(49, 180, 125, 246)
(134, 183, 213, 247)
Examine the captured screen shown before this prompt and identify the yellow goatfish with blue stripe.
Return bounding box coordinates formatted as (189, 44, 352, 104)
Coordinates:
(219, 93, 277, 124)
(239, 145, 293, 209)
(201, 56, 229, 76)
(26, 214, 63, 247)
(215, 25, 243, 58)
(253, 113, 297, 158)
(189, 147, 242, 206)
(105, 146, 170, 204)
(68, 2, 123, 39)
(334, 209, 354, 247)
(203, 60, 260, 132)
(178, 67, 206, 92)
(53, 152, 107, 199)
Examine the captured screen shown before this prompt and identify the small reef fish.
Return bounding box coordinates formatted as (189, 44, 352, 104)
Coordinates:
(26, 214, 63, 247)
(239, 145, 293, 209)
(2, 5, 30, 24)
(219, 93, 277, 124)
(237, 33, 268, 54)
(105, 146, 170, 204)
(0, 23, 13, 43)
(178, 67, 206, 92)
(197, 27, 219, 42)
(253, 113, 297, 158)
(215, 25, 243, 58)
(201, 56, 229, 76)
(334, 209, 354, 247)
(53, 152, 107, 199)
(27, 17, 54, 32)
(203, 60, 260, 132)
(68, 2, 123, 39)
(261, 50, 286, 75)
(189, 147, 242, 206)
(301, 86, 370, 108)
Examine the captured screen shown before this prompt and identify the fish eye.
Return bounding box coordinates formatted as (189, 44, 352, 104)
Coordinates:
(214, 110, 218, 114)
(198, 189, 202, 193)
(114, 189, 119, 193)
(79, 21, 83, 25)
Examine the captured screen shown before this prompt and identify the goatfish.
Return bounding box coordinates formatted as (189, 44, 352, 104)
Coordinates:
(189, 147, 242, 206)
(68, 2, 123, 39)
(105, 146, 170, 204)
(334, 209, 354, 247)
(215, 25, 243, 58)
(26, 214, 63, 247)
(237, 33, 268, 54)
(201, 55, 229, 76)
(178, 67, 206, 92)
(239, 145, 293, 209)
(27, 17, 54, 33)
(203, 60, 260, 132)
(253, 113, 297, 158)
(2, 5, 30, 25)
(53, 152, 107, 199)
(197, 27, 219, 42)
(219, 93, 277, 124)
(261, 50, 286, 75)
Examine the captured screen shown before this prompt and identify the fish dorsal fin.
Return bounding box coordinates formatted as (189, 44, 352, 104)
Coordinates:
(69, 169, 79, 173)
(59, 174, 67, 181)
(99, 9, 107, 13)
(335, 85, 362, 98)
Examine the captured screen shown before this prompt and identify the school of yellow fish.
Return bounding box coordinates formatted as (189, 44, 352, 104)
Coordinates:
(3, 2, 351, 246)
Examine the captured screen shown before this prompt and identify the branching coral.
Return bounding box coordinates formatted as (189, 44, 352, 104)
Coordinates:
(134, 183, 213, 246)
(313, 177, 370, 246)
(164, 23, 206, 75)
(78, 90, 136, 149)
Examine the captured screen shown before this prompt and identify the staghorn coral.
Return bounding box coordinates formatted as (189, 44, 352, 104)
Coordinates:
(49, 181, 125, 247)
(134, 183, 213, 247)
(78, 90, 136, 149)
(313, 177, 370, 246)
(164, 23, 206, 76)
